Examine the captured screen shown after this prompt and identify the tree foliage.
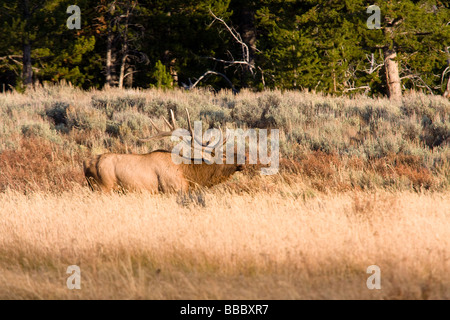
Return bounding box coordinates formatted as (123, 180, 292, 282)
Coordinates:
(0, 0, 448, 97)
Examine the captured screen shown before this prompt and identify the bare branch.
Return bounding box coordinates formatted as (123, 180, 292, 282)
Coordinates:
(207, 9, 258, 77)
(364, 53, 384, 74)
(182, 70, 237, 93)
(201, 56, 254, 72)
(0, 55, 22, 61)
(442, 47, 450, 98)
(184, 10, 264, 91)
(343, 86, 370, 93)
(123, 70, 139, 80)
(441, 66, 450, 85)
(209, 9, 250, 64)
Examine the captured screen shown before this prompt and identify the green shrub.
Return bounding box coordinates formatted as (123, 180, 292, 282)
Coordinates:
(421, 122, 450, 148)
(45, 102, 69, 126)
(92, 96, 146, 119)
(21, 120, 62, 144)
(150, 60, 173, 89)
(65, 105, 107, 132)
(139, 98, 182, 117)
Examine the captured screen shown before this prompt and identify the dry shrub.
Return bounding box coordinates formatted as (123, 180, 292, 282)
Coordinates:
(68, 128, 96, 148)
(347, 156, 365, 170)
(278, 151, 436, 192)
(278, 151, 340, 179)
(279, 158, 302, 175)
(392, 153, 423, 169)
(0, 137, 86, 193)
(395, 164, 434, 190)
(65, 104, 107, 132)
(370, 153, 434, 190)
(68, 128, 105, 149)
(277, 152, 349, 192)
(297, 151, 340, 179)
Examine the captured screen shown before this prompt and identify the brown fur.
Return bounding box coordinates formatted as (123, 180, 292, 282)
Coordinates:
(83, 150, 244, 193)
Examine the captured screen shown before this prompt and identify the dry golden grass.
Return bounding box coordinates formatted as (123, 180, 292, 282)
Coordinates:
(0, 187, 448, 300)
(0, 86, 449, 299)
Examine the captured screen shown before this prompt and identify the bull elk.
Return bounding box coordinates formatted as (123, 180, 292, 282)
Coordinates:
(83, 109, 244, 193)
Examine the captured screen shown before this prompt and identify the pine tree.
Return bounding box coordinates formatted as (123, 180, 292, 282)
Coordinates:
(361, 0, 450, 99)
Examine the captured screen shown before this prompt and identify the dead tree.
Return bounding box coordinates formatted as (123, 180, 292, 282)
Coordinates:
(182, 9, 264, 93)
(105, 1, 116, 88)
(443, 46, 450, 99)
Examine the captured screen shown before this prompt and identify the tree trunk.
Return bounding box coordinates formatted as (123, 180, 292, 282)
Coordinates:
(169, 58, 178, 86)
(105, 32, 114, 88)
(163, 50, 178, 86)
(444, 76, 450, 99)
(383, 47, 402, 101)
(22, 42, 32, 88)
(239, 7, 256, 65)
(22, 0, 32, 89)
(237, 6, 256, 88)
(444, 47, 450, 99)
(118, 5, 130, 89)
(383, 22, 402, 101)
(118, 53, 127, 89)
(118, 37, 127, 89)
(105, 2, 116, 88)
(125, 66, 133, 87)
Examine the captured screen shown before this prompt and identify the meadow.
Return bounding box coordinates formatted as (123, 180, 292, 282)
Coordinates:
(0, 85, 449, 299)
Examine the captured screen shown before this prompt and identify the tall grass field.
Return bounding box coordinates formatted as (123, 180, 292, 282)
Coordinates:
(0, 85, 449, 299)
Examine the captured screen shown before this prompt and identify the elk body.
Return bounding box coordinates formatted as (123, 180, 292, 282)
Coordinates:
(84, 110, 243, 193)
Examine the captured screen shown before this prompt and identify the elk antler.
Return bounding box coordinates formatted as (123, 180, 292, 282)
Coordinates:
(140, 109, 227, 151)
(139, 109, 177, 141)
(184, 109, 227, 150)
